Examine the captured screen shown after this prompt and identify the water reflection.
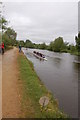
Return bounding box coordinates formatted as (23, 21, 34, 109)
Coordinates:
(53, 57, 61, 68)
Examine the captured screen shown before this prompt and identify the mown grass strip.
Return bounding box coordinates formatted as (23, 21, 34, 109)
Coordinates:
(18, 53, 67, 118)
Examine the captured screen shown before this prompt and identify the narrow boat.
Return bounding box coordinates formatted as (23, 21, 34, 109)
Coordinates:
(33, 51, 47, 61)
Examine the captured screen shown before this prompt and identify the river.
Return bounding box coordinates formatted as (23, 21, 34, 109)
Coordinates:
(22, 48, 79, 118)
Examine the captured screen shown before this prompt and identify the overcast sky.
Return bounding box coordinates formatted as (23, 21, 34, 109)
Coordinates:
(78, 1, 80, 31)
(3, 1, 78, 44)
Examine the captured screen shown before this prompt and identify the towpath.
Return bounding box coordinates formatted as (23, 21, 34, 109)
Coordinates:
(2, 47, 21, 118)
(0, 55, 2, 119)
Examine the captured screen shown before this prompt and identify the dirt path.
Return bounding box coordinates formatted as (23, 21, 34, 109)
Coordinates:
(2, 47, 21, 118)
(0, 55, 2, 119)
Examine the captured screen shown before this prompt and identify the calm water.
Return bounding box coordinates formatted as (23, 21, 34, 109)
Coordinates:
(23, 48, 79, 118)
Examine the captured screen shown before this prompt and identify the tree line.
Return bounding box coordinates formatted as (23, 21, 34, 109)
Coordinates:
(20, 34, 80, 56)
(0, 17, 80, 55)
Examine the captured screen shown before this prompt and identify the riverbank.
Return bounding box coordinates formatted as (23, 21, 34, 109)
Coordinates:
(44, 49, 80, 56)
(18, 51, 67, 118)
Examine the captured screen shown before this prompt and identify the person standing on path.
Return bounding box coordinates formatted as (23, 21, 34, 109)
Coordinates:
(19, 44, 21, 52)
(1, 42, 4, 54)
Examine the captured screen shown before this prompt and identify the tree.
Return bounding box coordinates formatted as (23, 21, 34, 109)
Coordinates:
(25, 39, 34, 48)
(5, 27, 17, 40)
(48, 41, 54, 51)
(2, 33, 12, 48)
(39, 42, 47, 49)
(3, 27, 17, 46)
(0, 17, 18, 48)
(0, 17, 8, 33)
(19, 40, 25, 47)
(75, 32, 80, 52)
(60, 42, 69, 52)
(53, 37, 64, 52)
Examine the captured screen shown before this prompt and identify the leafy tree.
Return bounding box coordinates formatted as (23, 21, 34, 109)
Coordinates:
(39, 42, 47, 49)
(19, 40, 25, 47)
(0, 17, 8, 33)
(75, 32, 80, 52)
(0, 17, 18, 49)
(26, 39, 32, 43)
(53, 37, 64, 52)
(60, 42, 69, 52)
(48, 41, 54, 51)
(25, 39, 34, 48)
(3, 27, 17, 46)
(5, 27, 17, 40)
(34, 44, 41, 49)
(68, 44, 75, 52)
(2, 33, 12, 48)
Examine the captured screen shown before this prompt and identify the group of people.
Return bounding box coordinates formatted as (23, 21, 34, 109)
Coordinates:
(0, 42, 22, 54)
(0, 42, 4, 54)
(33, 51, 45, 58)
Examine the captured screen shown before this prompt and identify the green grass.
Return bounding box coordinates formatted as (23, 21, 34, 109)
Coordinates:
(70, 51, 80, 56)
(18, 53, 67, 118)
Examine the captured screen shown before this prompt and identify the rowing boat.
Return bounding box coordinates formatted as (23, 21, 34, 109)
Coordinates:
(33, 52, 47, 61)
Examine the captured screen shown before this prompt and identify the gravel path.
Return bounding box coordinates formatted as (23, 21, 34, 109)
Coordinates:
(0, 55, 2, 119)
(2, 48, 21, 118)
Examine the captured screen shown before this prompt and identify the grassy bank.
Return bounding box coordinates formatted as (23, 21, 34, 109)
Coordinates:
(70, 51, 80, 56)
(18, 53, 67, 118)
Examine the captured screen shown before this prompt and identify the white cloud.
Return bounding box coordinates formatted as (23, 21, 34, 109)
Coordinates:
(3, 2, 78, 44)
(2, 0, 79, 2)
(5, 13, 33, 27)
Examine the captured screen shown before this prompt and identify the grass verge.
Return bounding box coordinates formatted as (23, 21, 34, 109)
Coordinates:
(18, 52, 67, 118)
